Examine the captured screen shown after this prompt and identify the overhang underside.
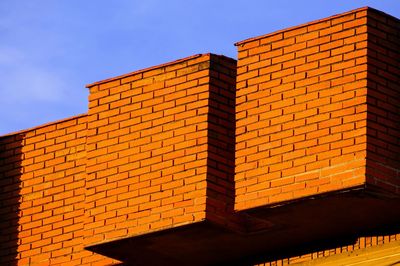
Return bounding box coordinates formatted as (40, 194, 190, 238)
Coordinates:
(86, 187, 400, 266)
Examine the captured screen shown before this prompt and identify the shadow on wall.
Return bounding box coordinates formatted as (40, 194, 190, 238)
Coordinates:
(245, 225, 400, 266)
(0, 133, 23, 266)
(205, 58, 238, 229)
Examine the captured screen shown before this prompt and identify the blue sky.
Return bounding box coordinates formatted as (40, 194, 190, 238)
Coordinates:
(1, 0, 399, 135)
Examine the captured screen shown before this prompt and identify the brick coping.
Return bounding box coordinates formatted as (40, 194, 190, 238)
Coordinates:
(0, 113, 87, 138)
(85, 53, 236, 88)
(234, 6, 379, 46)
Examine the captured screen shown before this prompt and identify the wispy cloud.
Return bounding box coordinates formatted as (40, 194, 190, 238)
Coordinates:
(0, 46, 68, 104)
(0, 1, 87, 134)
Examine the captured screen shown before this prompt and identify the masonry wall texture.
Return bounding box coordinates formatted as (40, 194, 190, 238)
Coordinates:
(0, 116, 119, 265)
(84, 54, 238, 247)
(0, 6, 399, 266)
(235, 8, 370, 210)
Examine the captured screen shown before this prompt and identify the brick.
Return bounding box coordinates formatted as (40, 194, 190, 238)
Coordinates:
(1, 9, 399, 266)
(272, 53, 295, 64)
(248, 44, 272, 56)
(307, 51, 330, 62)
(233, 7, 387, 212)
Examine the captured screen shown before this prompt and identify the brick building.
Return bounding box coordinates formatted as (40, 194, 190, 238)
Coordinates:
(1, 6, 399, 266)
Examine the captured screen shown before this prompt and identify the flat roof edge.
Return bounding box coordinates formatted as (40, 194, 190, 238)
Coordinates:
(86, 54, 208, 88)
(0, 113, 88, 138)
(235, 6, 373, 46)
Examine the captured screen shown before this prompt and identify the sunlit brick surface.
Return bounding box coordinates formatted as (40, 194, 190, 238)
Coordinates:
(0, 6, 399, 266)
(84, 54, 237, 246)
(234, 7, 399, 211)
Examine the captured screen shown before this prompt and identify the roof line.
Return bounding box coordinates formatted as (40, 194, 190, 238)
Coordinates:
(0, 113, 87, 137)
(235, 6, 372, 46)
(85, 53, 208, 88)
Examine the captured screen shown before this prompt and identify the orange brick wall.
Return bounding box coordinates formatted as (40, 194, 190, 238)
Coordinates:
(1, 133, 23, 264)
(84, 54, 238, 246)
(0, 6, 399, 266)
(203, 55, 237, 227)
(235, 8, 370, 210)
(0, 116, 118, 266)
(365, 9, 400, 194)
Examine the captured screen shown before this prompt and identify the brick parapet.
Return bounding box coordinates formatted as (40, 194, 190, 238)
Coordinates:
(0, 115, 119, 265)
(84, 54, 240, 246)
(235, 7, 371, 211)
(365, 8, 400, 194)
(0, 6, 399, 266)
